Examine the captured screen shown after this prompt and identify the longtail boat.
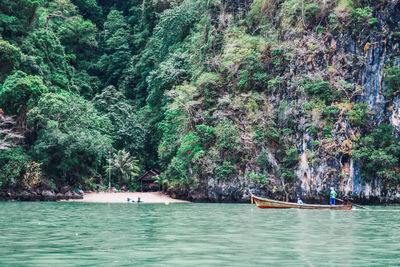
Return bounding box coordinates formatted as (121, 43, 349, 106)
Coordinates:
(251, 194, 353, 210)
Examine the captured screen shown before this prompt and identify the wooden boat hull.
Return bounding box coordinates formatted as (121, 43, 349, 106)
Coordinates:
(252, 195, 353, 210)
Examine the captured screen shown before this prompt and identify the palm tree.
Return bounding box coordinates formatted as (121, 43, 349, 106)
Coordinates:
(153, 175, 169, 192)
(105, 150, 140, 188)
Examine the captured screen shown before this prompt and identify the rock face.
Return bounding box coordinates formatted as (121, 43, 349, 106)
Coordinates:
(168, 2, 400, 204)
(0, 189, 84, 201)
(291, 5, 400, 204)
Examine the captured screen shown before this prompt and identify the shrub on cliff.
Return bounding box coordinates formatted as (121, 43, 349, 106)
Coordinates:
(347, 102, 369, 126)
(353, 124, 400, 188)
(304, 80, 333, 103)
(350, 6, 377, 33)
(0, 147, 30, 188)
(384, 64, 400, 99)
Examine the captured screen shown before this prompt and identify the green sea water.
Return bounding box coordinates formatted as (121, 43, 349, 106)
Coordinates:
(0, 202, 399, 266)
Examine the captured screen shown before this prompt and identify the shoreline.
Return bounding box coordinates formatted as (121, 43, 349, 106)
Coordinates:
(63, 192, 190, 204)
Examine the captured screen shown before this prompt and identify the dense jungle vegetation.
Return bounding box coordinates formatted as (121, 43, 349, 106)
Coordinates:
(1, 0, 400, 199)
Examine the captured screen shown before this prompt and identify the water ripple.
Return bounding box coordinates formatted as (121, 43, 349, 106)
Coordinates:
(0, 202, 399, 266)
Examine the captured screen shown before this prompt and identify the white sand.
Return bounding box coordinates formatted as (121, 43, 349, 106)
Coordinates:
(65, 192, 190, 204)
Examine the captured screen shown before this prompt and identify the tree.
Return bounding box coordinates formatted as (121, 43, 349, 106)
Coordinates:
(0, 39, 22, 81)
(27, 91, 113, 186)
(153, 175, 169, 191)
(21, 29, 70, 91)
(97, 9, 132, 86)
(93, 86, 147, 160)
(46, 0, 98, 69)
(0, 147, 30, 188)
(105, 150, 140, 188)
(0, 0, 39, 39)
(71, 0, 103, 26)
(354, 124, 400, 188)
(0, 71, 48, 115)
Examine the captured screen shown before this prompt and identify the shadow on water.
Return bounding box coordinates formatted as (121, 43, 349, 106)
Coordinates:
(0, 202, 399, 266)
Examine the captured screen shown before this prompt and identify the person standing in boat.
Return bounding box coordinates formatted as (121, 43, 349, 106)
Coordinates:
(330, 187, 337, 205)
(297, 197, 304, 205)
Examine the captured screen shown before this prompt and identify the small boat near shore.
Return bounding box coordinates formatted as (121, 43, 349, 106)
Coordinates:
(251, 194, 353, 210)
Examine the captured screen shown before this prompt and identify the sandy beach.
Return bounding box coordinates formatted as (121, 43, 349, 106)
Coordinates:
(65, 192, 190, 204)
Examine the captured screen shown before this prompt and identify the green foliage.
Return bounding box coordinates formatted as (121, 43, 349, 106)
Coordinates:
(195, 72, 220, 90)
(162, 132, 204, 186)
(303, 3, 320, 21)
(0, 147, 30, 188)
(97, 9, 131, 86)
(323, 124, 334, 138)
(177, 133, 203, 165)
(48, 0, 98, 63)
(267, 76, 282, 92)
(196, 124, 216, 148)
(347, 102, 369, 126)
(354, 124, 400, 187)
(27, 91, 113, 185)
(249, 172, 269, 189)
(146, 51, 192, 109)
(150, 1, 199, 61)
(0, 39, 22, 81)
(153, 174, 169, 191)
(256, 149, 270, 170)
(281, 0, 327, 27)
(158, 108, 185, 166)
(215, 161, 236, 181)
(221, 28, 268, 91)
(337, 0, 354, 10)
(0, 0, 39, 38)
(248, 0, 269, 22)
(274, 145, 299, 185)
(195, 72, 220, 107)
(281, 146, 299, 169)
(216, 120, 241, 152)
(71, 0, 103, 26)
(304, 80, 332, 103)
(308, 125, 318, 137)
(105, 150, 140, 189)
(158, 83, 200, 168)
(266, 120, 280, 141)
(351, 7, 377, 32)
(0, 71, 48, 115)
(383, 63, 400, 99)
(20, 29, 70, 91)
(93, 86, 146, 162)
(322, 105, 339, 123)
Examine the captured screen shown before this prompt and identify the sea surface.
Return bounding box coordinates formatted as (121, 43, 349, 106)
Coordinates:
(0, 202, 399, 266)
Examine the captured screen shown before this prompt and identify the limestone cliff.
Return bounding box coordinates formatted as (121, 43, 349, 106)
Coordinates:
(164, 1, 400, 204)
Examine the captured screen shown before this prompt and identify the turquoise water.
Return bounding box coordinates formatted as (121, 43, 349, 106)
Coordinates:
(0, 202, 399, 266)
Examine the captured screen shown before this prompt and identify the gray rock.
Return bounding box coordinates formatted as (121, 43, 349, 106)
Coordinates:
(42, 190, 56, 201)
(19, 190, 32, 201)
(60, 186, 70, 194)
(64, 191, 73, 199)
(71, 191, 83, 199)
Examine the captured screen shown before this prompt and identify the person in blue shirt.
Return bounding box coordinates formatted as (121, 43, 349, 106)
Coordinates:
(297, 197, 304, 205)
(330, 187, 337, 205)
